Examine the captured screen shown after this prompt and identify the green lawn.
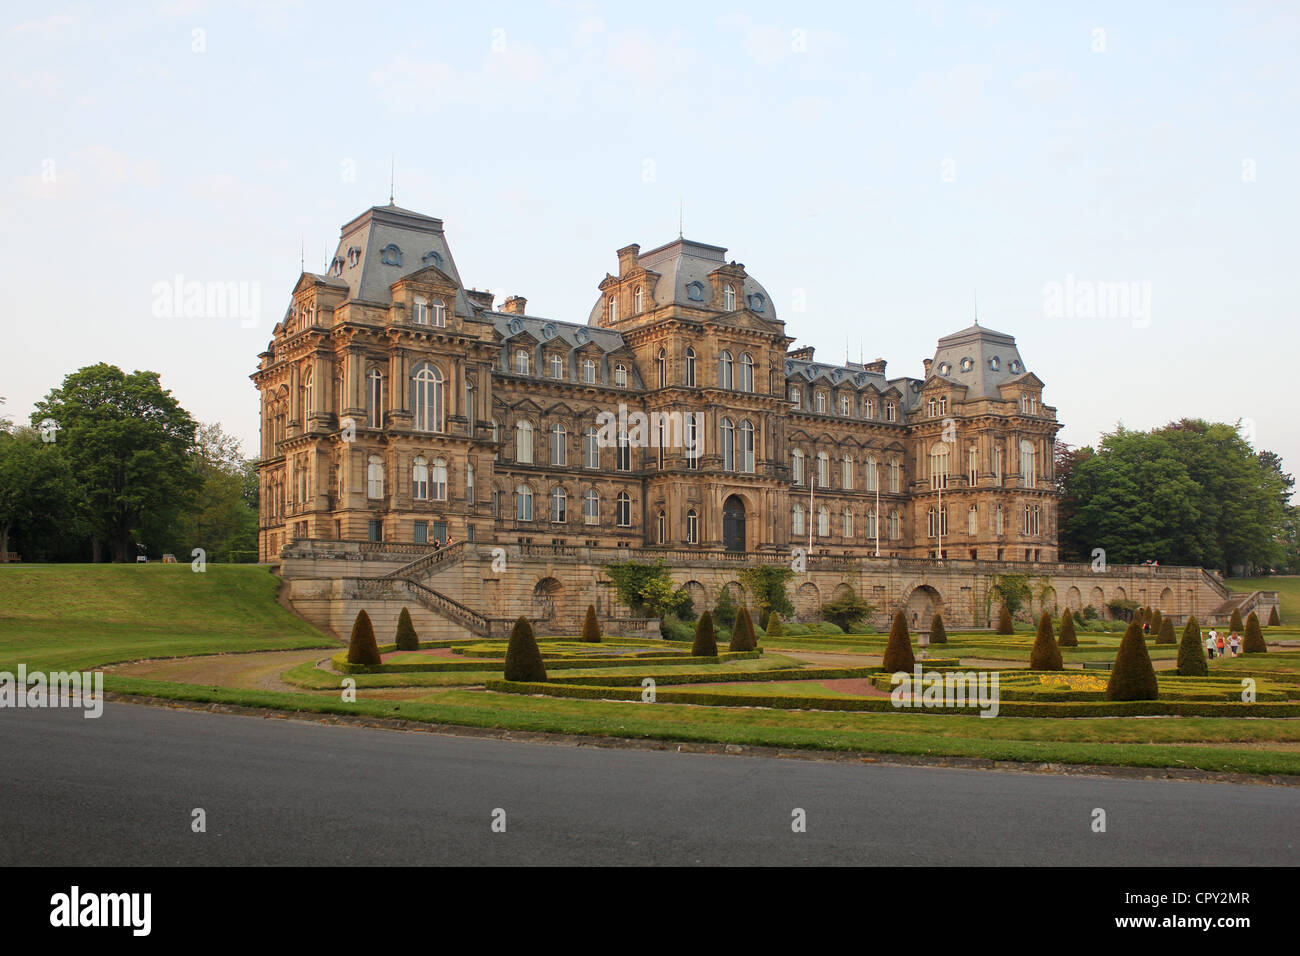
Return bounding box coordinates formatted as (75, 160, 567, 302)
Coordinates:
(0, 564, 335, 670)
(1227, 575, 1299, 622)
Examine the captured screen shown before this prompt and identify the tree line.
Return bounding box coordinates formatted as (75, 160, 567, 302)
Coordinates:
(0, 364, 258, 563)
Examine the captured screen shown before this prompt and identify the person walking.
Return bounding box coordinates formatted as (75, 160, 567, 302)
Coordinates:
(1216, 631, 1227, 658)
(1228, 632, 1240, 657)
(1205, 634, 1216, 659)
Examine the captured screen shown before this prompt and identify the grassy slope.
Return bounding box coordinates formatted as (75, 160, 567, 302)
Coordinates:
(1227, 575, 1300, 622)
(0, 564, 335, 670)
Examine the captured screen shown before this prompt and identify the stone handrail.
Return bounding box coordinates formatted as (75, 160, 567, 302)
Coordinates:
(381, 540, 468, 581)
(403, 580, 490, 635)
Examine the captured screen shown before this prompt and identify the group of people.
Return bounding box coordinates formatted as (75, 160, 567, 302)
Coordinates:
(429, 533, 454, 551)
(1204, 627, 1240, 659)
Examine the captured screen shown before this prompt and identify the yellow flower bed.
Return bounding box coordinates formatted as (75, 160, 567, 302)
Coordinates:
(1037, 673, 1109, 692)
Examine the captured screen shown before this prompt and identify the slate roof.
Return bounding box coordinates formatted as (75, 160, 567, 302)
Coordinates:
(929, 322, 1031, 400)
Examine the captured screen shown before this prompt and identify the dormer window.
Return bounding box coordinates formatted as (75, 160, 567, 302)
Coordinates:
(412, 296, 429, 325)
(748, 293, 765, 312)
(329, 257, 344, 276)
(960, 356, 974, 372)
(380, 243, 402, 266)
(634, 286, 644, 313)
(614, 364, 628, 387)
(686, 281, 704, 301)
(1009, 359, 1023, 374)
(937, 361, 952, 376)
(515, 349, 530, 375)
(432, 299, 446, 327)
(840, 395, 851, 416)
(583, 358, 597, 384)
(422, 250, 443, 269)
(864, 398, 875, 418)
(347, 246, 361, 267)
(815, 392, 826, 413)
(989, 355, 1001, 371)
(790, 385, 801, 406)
(885, 400, 897, 422)
(548, 353, 564, 379)
(723, 284, 736, 311)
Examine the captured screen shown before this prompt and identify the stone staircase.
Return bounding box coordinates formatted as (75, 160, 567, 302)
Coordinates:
(381, 540, 469, 582)
(401, 579, 492, 636)
(1207, 589, 1281, 625)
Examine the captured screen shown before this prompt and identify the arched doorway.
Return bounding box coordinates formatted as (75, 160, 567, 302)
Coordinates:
(722, 495, 746, 552)
(533, 577, 564, 623)
(904, 585, 943, 632)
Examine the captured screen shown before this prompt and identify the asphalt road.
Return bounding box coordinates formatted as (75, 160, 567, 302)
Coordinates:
(2, 702, 1297, 865)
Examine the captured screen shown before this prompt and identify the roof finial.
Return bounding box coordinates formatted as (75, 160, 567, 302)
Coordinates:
(389, 156, 395, 205)
(678, 198, 683, 239)
(974, 289, 979, 326)
(300, 237, 304, 273)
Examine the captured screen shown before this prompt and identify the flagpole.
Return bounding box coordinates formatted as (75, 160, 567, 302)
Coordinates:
(874, 459, 880, 557)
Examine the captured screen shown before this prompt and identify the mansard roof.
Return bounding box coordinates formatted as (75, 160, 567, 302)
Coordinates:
(930, 321, 1033, 400)
(491, 312, 627, 353)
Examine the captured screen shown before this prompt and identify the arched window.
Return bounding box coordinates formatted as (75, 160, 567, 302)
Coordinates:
(634, 286, 644, 313)
(550, 423, 566, 466)
(790, 385, 802, 407)
(685, 413, 700, 469)
(930, 443, 950, 490)
(584, 426, 599, 468)
(723, 284, 735, 311)
(718, 350, 734, 389)
(968, 503, 978, 535)
(514, 349, 530, 374)
(684, 347, 696, 387)
(841, 454, 854, 489)
(864, 397, 875, 419)
(720, 417, 735, 471)
(791, 448, 804, 485)
(739, 353, 754, 392)
(817, 505, 830, 538)
(410, 363, 444, 432)
(583, 358, 596, 384)
(549, 353, 564, 379)
(616, 430, 630, 471)
(432, 299, 446, 327)
(302, 367, 314, 418)
(928, 507, 938, 537)
(431, 458, 447, 500)
(412, 455, 429, 500)
(466, 463, 475, 505)
(656, 510, 666, 544)
(739, 420, 755, 473)
(516, 421, 533, 464)
(367, 368, 383, 428)
(551, 486, 566, 523)
(815, 392, 827, 413)
(607, 296, 618, 323)
(968, 446, 978, 486)
(616, 491, 631, 527)
(583, 489, 600, 524)
(889, 460, 900, 493)
(864, 454, 877, 491)
(842, 506, 854, 537)
(995, 504, 1004, 535)
(657, 348, 666, 388)
(994, 446, 1004, 485)
(867, 508, 877, 539)
(686, 508, 698, 544)
(1020, 440, 1037, 486)
(816, 452, 830, 489)
(515, 484, 533, 521)
(412, 296, 429, 325)
(367, 455, 384, 499)
(889, 509, 900, 540)
(791, 503, 805, 536)
(614, 364, 628, 388)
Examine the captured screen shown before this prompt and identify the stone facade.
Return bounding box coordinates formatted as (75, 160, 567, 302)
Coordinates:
(253, 202, 1063, 564)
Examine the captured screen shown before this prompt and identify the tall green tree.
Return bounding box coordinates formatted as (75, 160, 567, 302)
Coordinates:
(33, 364, 200, 562)
(0, 426, 80, 558)
(175, 422, 259, 561)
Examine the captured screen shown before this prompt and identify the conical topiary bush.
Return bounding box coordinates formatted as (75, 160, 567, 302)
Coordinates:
(1148, 608, 1163, 639)
(581, 604, 602, 643)
(1268, 606, 1281, 626)
(881, 611, 915, 672)
(1106, 617, 1159, 701)
(1156, 617, 1175, 644)
(766, 612, 784, 638)
(929, 613, 947, 645)
(1029, 611, 1063, 670)
(996, 605, 1014, 635)
(394, 607, 419, 651)
(729, 607, 757, 652)
(1229, 607, 1244, 633)
(692, 610, 717, 657)
(1177, 616, 1207, 677)
(347, 609, 382, 666)
(1242, 610, 1267, 654)
(504, 616, 547, 682)
(1059, 608, 1078, 647)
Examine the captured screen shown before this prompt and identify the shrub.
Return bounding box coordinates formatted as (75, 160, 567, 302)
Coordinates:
(1029, 612, 1063, 670)
(821, 590, 875, 631)
(1229, 607, 1244, 633)
(581, 604, 602, 643)
(1177, 616, 1207, 677)
(659, 614, 694, 642)
(692, 610, 717, 657)
(929, 613, 947, 645)
(1148, 608, 1163, 637)
(881, 611, 915, 672)
(1059, 608, 1077, 647)
(729, 607, 757, 652)
(996, 605, 1014, 635)
(1106, 618, 1158, 701)
(766, 612, 784, 638)
(1242, 610, 1267, 654)
(504, 617, 547, 682)
(347, 609, 382, 665)
(1156, 617, 1176, 645)
(1268, 606, 1281, 626)
(394, 607, 419, 652)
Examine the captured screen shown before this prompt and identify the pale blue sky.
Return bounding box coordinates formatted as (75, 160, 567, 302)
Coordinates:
(3, 1, 1297, 477)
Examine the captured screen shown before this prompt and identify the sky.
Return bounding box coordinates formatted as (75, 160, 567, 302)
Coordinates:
(2, 0, 1298, 477)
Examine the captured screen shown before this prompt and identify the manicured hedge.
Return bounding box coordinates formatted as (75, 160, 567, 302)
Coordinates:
(544, 665, 880, 687)
(485, 680, 1300, 718)
(332, 649, 763, 674)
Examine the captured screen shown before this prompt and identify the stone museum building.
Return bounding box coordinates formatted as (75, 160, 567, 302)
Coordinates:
(253, 201, 1063, 566)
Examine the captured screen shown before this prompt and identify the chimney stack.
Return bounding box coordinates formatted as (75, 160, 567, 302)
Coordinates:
(502, 295, 527, 315)
(616, 244, 640, 277)
(923, 358, 934, 377)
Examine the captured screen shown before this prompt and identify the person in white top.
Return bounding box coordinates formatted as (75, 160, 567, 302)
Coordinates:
(1205, 634, 1216, 659)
